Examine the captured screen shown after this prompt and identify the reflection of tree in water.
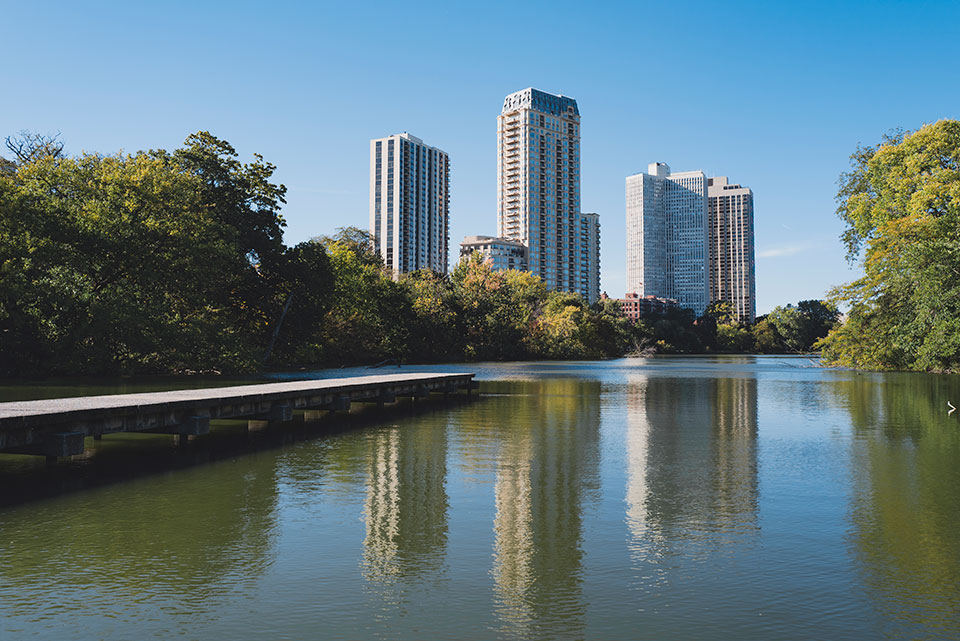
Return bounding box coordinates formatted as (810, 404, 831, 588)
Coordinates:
(834, 373, 960, 639)
(625, 375, 758, 577)
(360, 414, 449, 592)
(0, 452, 279, 623)
(490, 379, 601, 640)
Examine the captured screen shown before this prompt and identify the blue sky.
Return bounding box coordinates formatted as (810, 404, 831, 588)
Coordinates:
(4, 0, 959, 313)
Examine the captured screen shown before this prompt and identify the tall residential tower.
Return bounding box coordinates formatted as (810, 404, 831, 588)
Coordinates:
(497, 88, 599, 302)
(369, 133, 450, 274)
(626, 163, 709, 314)
(708, 177, 756, 323)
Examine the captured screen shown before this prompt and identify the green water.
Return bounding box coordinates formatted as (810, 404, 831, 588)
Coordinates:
(1, 357, 959, 640)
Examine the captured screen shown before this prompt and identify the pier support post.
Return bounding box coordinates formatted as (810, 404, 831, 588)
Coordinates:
(269, 405, 293, 422)
(40, 432, 86, 463)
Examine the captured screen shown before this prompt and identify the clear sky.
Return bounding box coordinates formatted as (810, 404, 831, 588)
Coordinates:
(4, 0, 959, 313)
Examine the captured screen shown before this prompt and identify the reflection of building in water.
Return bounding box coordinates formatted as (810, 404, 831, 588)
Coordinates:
(361, 421, 449, 586)
(625, 375, 758, 566)
(491, 379, 601, 638)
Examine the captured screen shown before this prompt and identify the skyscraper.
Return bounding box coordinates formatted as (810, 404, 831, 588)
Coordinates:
(625, 162, 709, 314)
(708, 177, 756, 323)
(369, 132, 450, 274)
(578, 213, 601, 303)
(497, 88, 599, 302)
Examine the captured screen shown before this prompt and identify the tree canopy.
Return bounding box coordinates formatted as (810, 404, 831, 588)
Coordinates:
(819, 119, 960, 372)
(1, 130, 843, 377)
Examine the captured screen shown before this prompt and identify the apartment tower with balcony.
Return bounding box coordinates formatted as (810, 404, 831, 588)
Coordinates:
(708, 176, 756, 323)
(459, 235, 528, 271)
(577, 212, 601, 303)
(497, 88, 599, 302)
(369, 132, 450, 274)
(626, 162, 709, 315)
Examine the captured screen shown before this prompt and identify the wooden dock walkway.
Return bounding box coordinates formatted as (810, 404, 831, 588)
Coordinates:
(0, 372, 477, 460)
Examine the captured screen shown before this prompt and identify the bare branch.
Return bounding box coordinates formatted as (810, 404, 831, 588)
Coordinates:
(4, 130, 65, 164)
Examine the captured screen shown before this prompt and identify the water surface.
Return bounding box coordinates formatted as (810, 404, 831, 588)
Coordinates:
(1, 357, 959, 640)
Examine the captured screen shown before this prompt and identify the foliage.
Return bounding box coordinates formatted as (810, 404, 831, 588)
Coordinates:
(766, 300, 840, 352)
(750, 317, 783, 353)
(1, 130, 851, 377)
(820, 120, 960, 371)
(0, 132, 311, 375)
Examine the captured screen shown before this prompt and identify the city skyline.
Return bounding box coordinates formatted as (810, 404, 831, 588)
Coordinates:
(4, 1, 958, 314)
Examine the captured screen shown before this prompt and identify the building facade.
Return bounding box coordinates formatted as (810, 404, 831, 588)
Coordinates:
(609, 292, 678, 321)
(497, 88, 599, 302)
(369, 132, 450, 274)
(626, 162, 709, 315)
(459, 235, 528, 272)
(577, 213, 601, 303)
(708, 177, 756, 323)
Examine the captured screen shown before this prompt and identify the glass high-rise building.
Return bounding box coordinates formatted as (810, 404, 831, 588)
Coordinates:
(626, 162, 709, 315)
(369, 132, 450, 274)
(497, 88, 599, 302)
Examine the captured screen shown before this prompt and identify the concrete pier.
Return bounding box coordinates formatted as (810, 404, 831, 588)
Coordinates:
(0, 372, 477, 459)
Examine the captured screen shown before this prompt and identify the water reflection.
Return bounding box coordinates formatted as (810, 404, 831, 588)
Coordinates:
(0, 452, 279, 627)
(626, 375, 759, 577)
(490, 379, 601, 639)
(361, 417, 449, 588)
(836, 374, 960, 639)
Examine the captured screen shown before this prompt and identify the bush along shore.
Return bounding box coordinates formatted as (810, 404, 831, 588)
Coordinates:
(1, 131, 838, 377)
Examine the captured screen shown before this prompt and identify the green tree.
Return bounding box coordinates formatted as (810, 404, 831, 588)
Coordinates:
(0, 148, 252, 374)
(750, 317, 784, 353)
(705, 300, 736, 325)
(0, 131, 311, 375)
(717, 323, 753, 352)
(401, 269, 462, 362)
(451, 255, 527, 360)
(265, 240, 335, 364)
(318, 238, 409, 365)
(820, 120, 960, 371)
(767, 300, 839, 352)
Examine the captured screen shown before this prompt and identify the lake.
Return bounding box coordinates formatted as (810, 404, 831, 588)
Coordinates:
(1, 356, 959, 640)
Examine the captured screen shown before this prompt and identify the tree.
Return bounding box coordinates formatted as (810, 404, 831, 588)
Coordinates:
(265, 240, 335, 364)
(314, 226, 381, 267)
(717, 323, 753, 352)
(0, 148, 253, 374)
(767, 300, 839, 352)
(401, 269, 462, 362)
(705, 300, 736, 325)
(451, 254, 526, 360)
(750, 317, 784, 353)
(820, 120, 960, 371)
(4, 131, 65, 164)
(0, 131, 303, 375)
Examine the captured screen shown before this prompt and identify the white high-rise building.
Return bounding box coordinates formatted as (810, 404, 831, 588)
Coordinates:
(497, 88, 599, 302)
(369, 133, 450, 274)
(708, 177, 756, 323)
(626, 162, 709, 315)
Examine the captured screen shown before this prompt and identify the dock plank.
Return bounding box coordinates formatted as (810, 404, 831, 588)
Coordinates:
(0, 372, 476, 456)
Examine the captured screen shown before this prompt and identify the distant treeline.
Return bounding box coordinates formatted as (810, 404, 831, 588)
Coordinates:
(0, 131, 836, 377)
